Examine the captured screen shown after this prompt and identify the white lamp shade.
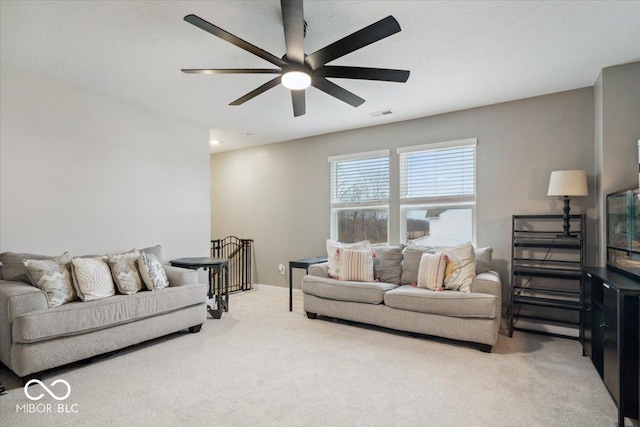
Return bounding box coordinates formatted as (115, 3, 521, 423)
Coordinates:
(547, 170, 588, 197)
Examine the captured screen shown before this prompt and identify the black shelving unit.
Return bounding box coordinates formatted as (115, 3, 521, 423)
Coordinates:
(509, 214, 586, 338)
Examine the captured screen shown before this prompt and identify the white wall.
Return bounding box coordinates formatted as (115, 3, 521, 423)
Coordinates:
(212, 87, 595, 289)
(0, 62, 211, 262)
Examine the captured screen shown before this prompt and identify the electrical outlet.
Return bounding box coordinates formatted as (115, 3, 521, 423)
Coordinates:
(278, 264, 286, 275)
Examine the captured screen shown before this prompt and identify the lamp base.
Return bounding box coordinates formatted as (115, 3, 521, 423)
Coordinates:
(559, 196, 575, 238)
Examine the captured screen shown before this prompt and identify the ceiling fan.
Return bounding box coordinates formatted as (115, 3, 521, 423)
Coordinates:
(181, 0, 410, 117)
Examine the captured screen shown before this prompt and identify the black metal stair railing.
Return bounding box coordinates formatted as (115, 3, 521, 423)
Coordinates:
(211, 237, 253, 293)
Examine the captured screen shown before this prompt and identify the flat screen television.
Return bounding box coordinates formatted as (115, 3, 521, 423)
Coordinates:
(606, 186, 640, 279)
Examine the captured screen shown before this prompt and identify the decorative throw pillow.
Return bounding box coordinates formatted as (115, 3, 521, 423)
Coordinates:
(0, 251, 72, 284)
(474, 247, 493, 274)
(373, 245, 404, 283)
(326, 239, 370, 278)
(71, 257, 116, 301)
(339, 248, 374, 282)
(139, 253, 169, 291)
(23, 257, 77, 308)
(416, 252, 448, 290)
(439, 242, 476, 292)
(108, 250, 143, 295)
(400, 246, 436, 285)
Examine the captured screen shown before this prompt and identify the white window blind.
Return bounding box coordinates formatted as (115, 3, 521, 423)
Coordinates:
(398, 139, 476, 205)
(330, 151, 389, 207)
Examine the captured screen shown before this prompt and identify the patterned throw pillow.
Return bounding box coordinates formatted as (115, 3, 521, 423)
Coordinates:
(71, 257, 116, 301)
(23, 256, 77, 308)
(416, 252, 447, 290)
(474, 247, 493, 273)
(338, 248, 374, 282)
(138, 253, 169, 291)
(0, 251, 72, 284)
(108, 250, 143, 295)
(440, 242, 476, 292)
(326, 239, 370, 278)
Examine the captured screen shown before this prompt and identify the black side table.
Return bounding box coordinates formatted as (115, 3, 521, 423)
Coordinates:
(289, 257, 327, 311)
(170, 257, 229, 319)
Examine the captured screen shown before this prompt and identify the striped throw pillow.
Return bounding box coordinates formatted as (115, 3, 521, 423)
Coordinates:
(416, 252, 447, 290)
(339, 248, 374, 282)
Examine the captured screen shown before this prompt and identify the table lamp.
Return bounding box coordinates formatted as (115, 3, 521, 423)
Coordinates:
(547, 170, 588, 237)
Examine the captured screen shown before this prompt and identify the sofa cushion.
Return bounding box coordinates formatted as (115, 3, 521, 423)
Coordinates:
(384, 285, 497, 318)
(372, 245, 403, 284)
(23, 258, 77, 308)
(12, 283, 206, 343)
(140, 245, 163, 263)
(0, 251, 72, 284)
(302, 276, 397, 305)
(339, 249, 374, 282)
(108, 250, 143, 295)
(400, 246, 435, 285)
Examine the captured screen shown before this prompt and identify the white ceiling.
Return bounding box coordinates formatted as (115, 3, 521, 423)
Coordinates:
(1, 1, 639, 153)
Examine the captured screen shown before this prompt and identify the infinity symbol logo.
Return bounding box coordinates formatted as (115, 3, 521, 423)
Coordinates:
(24, 379, 71, 401)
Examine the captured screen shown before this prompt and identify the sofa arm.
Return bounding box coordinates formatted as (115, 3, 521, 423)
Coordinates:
(0, 280, 49, 368)
(308, 262, 330, 278)
(470, 271, 502, 300)
(164, 265, 199, 286)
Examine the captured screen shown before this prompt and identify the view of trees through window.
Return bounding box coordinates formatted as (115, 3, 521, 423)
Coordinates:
(336, 209, 388, 244)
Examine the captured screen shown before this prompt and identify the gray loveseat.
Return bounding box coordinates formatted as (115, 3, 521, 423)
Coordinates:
(0, 251, 207, 380)
(302, 248, 502, 352)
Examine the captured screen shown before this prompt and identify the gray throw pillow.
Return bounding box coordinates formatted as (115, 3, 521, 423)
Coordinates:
(373, 245, 404, 283)
(400, 246, 435, 285)
(475, 247, 493, 273)
(139, 245, 163, 263)
(0, 251, 72, 284)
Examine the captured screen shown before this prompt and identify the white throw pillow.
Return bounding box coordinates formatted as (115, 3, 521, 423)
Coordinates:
(339, 248, 374, 282)
(139, 253, 169, 291)
(326, 239, 370, 278)
(71, 257, 116, 301)
(416, 252, 447, 290)
(439, 242, 476, 292)
(108, 250, 143, 295)
(23, 255, 77, 308)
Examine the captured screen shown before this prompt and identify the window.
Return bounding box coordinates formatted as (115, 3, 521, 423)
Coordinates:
(329, 150, 389, 244)
(398, 138, 476, 246)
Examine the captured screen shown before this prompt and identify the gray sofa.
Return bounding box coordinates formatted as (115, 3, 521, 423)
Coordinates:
(302, 262, 501, 352)
(0, 264, 207, 380)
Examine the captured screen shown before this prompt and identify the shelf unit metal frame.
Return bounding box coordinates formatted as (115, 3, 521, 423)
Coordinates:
(509, 214, 586, 338)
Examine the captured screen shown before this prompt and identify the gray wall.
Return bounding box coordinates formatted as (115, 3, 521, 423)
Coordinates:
(595, 61, 640, 264)
(211, 87, 596, 290)
(1, 62, 211, 262)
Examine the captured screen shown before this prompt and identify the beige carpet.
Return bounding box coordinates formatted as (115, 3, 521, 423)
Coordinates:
(0, 284, 636, 426)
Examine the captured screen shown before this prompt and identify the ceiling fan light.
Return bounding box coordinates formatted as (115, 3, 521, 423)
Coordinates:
(282, 71, 311, 90)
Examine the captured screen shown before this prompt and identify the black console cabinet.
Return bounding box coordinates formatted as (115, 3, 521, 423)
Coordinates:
(583, 267, 640, 427)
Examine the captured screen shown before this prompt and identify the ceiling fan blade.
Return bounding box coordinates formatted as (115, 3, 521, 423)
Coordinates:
(315, 66, 410, 82)
(305, 15, 401, 70)
(291, 89, 306, 117)
(229, 76, 282, 106)
(182, 69, 282, 74)
(312, 77, 365, 107)
(184, 14, 287, 68)
(281, 0, 305, 64)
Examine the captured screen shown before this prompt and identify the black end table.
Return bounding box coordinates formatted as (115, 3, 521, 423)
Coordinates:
(170, 257, 229, 319)
(289, 257, 327, 311)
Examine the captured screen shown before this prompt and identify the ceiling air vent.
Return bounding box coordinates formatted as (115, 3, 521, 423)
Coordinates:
(369, 109, 394, 117)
